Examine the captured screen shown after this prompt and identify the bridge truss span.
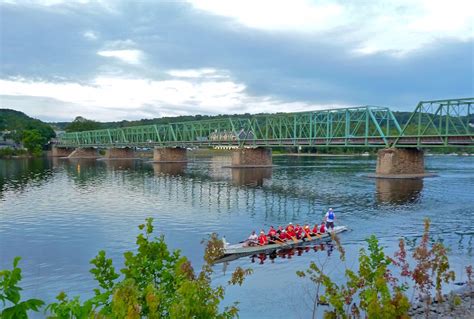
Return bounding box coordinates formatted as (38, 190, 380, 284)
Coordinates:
(56, 98, 474, 149)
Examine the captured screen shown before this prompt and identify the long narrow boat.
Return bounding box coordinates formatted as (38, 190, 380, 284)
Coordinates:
(217, 225, 348, 263)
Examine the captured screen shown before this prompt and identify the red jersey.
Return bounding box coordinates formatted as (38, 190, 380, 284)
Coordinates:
(258, 234, 268, 245)
(279, 232, 289, 241)
(287, 230, 296, 238)
(312, 225, 319, 234)
(320, 224, 326, 233)
(268, 228, 277, 237)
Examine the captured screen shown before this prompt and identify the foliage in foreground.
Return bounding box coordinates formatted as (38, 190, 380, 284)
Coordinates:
(0, 218, 251, 318)
(298, 219, 463, 319)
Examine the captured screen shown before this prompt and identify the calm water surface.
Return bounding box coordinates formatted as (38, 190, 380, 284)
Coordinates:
(1, 154, 473, 318)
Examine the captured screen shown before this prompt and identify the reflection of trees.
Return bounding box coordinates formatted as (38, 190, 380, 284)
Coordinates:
(0, 158, 53, 197)
(62, 159, 108, 188)
(376, 178, 423, 204)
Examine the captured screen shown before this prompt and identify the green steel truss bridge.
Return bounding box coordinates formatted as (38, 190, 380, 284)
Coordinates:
(57, 98, 474, 149)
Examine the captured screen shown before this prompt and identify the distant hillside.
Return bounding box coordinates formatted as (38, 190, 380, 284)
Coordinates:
(0, 109, 56, 143)
(52, 111, 415, 132)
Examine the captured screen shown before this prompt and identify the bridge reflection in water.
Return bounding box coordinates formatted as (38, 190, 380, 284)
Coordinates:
(375, 178, 423, 204)
(231, 168, 272, 187)
(152, 162, 187, 176)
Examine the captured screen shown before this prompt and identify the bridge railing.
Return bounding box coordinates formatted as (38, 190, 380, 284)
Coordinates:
(57, 106, 402, 148)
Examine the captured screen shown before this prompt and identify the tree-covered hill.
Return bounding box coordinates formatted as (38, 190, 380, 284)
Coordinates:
(0, 109, 56, 142)
(0, 109, 56, 156)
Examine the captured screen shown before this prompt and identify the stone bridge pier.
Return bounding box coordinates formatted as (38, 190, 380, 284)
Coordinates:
(375, 148, 429, 177)
(231, 147, 272, 167)
(153, 147, 187, 162)
(51, 146, 74, 157)
(67, 147, 99, 159)
(104, 147, 135, 159)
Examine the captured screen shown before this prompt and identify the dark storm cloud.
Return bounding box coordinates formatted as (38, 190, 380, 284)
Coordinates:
(0, 0, 473, 119)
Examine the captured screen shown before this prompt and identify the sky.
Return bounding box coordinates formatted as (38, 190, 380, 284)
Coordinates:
(0, 0, 473, 122)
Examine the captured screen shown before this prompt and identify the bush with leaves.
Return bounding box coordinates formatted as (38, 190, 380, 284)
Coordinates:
(1, 218, 251, 318)
(298, 219, 458, 319)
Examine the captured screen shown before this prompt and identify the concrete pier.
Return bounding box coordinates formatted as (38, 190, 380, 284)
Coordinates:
(51, 146, 74, 157)
(230, 147, 272, 167)
(375, 148, 428, 178)
(67, 148, 99, 159)
(153, 147, 187, 162)
(104, 147, 135, 159)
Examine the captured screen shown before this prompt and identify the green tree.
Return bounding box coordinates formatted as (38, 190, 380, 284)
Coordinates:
(0, 218, 251, 318)
(22, 129, 46, 156)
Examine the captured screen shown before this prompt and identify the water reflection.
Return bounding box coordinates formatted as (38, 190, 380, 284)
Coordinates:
(152, 162, 187, 176)
(103, 159, 136, 171)
(219, 242, 335, 267)
(63, 159, 107, 187)
(231, 168, 272, 187)
(375, 178, 423, 204)
(0, 158, 53, 197)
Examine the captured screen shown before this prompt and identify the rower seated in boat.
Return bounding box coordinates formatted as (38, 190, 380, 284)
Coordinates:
(279, 229, 289, 241)
(258, 230, 268, 246)
(311, 223, 319, 235)
(244, 230, 258, 246)
(267, 226, 278, 241)
(319, 223, 326, 234)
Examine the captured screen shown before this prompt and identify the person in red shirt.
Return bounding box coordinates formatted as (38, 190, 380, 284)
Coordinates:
(279, 230, 289, 241)
(258, 231, 268, 246)
(287, 228, 296, 239)
(303, 225, 312, 239)
(277, 226, 284, 234)
(319, 223, 326, 234)
(268, 226, 277, 238)
(286, 222, 294, 232)
(312, 223, 319, 235)
(295, 224, 303, 239)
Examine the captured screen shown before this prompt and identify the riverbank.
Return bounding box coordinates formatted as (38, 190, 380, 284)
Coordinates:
(408, 285, 473, 318)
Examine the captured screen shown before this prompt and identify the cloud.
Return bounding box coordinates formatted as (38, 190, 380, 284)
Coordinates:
(97, 49, 143, 65)
(187, 0, 474, 55)
(83, 30, 98, 40)
(168, 68, 216, 78)
(0, 71, 346, 121)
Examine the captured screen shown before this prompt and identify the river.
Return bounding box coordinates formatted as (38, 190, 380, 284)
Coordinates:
(0, 154, 473, 318)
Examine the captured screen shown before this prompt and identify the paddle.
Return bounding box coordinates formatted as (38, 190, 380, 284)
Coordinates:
(269, 239, 285, 245)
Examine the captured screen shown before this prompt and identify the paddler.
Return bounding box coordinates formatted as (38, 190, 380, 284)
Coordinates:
(246, 230, 258, 246)
(319, 222, 326, 234)
(303, 224, 312, 237)
(312, 223, 319, 235)
(295, 224, 303, 239)
(287, 227, 297, 240)
(279, 229, 289, 241)
(258, 230, 268, 246)
(267, 226, 278, 241)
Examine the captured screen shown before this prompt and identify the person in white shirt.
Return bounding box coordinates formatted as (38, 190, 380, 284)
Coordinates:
(246, 230, 258, 246)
